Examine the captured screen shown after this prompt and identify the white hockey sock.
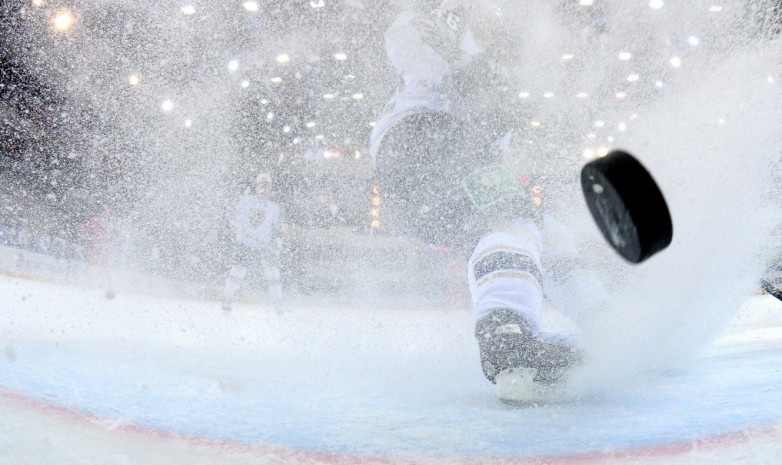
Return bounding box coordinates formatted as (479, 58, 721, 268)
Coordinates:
(468, 219, 545, 332)
(264, 266, 283, 302)
(223, 265, 247, 302)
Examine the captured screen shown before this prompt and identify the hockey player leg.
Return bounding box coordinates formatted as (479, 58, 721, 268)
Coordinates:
(263, 265, 283, 314)
(540, 214, 614, 325)
(222, 265, 247, 312)
(470, 220, 581, 404)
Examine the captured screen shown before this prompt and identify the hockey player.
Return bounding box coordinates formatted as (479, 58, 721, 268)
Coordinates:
(80, 204, 117, 298)
(370, 1, 613, 397)
(222, 173, 284, 313)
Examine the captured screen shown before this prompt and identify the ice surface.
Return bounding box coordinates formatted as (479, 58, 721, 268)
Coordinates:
(2, 275, 782, 464)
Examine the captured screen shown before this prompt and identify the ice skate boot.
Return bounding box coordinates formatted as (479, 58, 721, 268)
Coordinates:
(475, 309, 580, 405)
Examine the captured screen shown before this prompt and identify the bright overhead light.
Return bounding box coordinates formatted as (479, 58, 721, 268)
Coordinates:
(334, 52, 348, 61)
(185, 119, 193, 128)
(243, 1, 259, 12)
(323, 93, 335, 99)
(128, 74, 141, 86)
(161, 100, 174, 112)
(306, 121, 317, 128)
(577, 92, 589, 99)
(518, 91, 530, 99)
(181, 5, 196, 15)
(709, 6, 723, 13)
(228, 60, 239, 72)
(31, 0, 45, 7)
(670, 56, 683, 68)
(688, 36, 700, 46)
(241, 80, 250, 88)
(627, 74, 640, 82)
(352, 93, 364, 100)
(618, 52, 632, 61)
(579, 0, 594, 6)
(270, 76, 283, 84)
(50, 8, 75, 32)
(310, 0, 325, 7)
(543, 91, 555, 98)
(276, 53, 291, 64)
(649, 0, 664, 9)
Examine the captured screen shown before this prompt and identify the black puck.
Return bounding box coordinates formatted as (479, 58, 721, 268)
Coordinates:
(581, 150, 673, 263)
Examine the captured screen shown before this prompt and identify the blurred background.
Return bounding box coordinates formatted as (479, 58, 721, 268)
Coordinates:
(1, 0, 780, 305)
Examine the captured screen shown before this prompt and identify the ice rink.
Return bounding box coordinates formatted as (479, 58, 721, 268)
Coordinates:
(2, 273, 782, 465)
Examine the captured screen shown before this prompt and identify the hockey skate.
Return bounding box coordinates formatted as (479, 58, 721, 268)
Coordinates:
(475, 309, 581, 406)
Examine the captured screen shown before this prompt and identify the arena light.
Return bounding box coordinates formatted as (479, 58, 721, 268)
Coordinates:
(334, 52, 348, 61)
(228, 60, 239, 72)
(243, 1, 259, 12)
(649, 0, 664, 9)
(128, 73, 141, 86)
(50, 8, 75, 33)
(310, 0, 325, 8)
(370, 186, 382, 230)
(161, 100, 174, 112)
(181, 5, 196, 15)
(276, 53, 291, 64)
(618, 52, 632, 61)
(323, 149, 342, 160)
(31, 0, 45, 7)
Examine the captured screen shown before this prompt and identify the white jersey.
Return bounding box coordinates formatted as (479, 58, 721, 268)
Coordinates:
(369, 8, 485, 157)
(232, 195, 281, 249)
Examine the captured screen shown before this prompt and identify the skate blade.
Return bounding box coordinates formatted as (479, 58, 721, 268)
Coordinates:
(495, 368, 552, 407)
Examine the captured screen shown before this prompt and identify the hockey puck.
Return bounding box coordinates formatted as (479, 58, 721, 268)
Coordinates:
(581, 150, 672, 264)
